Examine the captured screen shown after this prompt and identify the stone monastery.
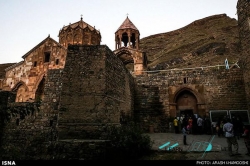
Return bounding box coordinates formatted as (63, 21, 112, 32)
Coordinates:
(0, 0, 249, 159)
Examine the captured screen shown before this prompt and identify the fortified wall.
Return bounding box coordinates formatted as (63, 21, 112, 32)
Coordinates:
(0, 60, 247, 159)
(237, 0, 250, 111)
(55, 45, 134, 139)
(0, 45, 135, 159)
(0, 0, 249, 160)
(135, 67, 247, 132)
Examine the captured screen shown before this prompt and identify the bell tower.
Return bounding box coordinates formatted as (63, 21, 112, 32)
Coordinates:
(114, 16, 147, 75)
(115, 16, 140, 50)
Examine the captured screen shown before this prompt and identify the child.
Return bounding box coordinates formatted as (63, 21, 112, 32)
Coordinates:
(182, 126, 188, 145)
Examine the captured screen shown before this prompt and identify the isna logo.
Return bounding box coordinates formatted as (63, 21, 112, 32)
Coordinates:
(2, 161, 16, 165)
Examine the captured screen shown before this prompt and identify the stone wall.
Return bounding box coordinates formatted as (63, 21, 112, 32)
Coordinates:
(0, 91, 16, 148)
(237, 0, 250, 110)
(56, 45, 134, 139)
(0, 91, 16, 107)
(134, 67, 247, 132)
(41, 69, 63, 123)
(1, 0, 249, 158)
(0, 45, 135, 159)
(1, 53, 247, 159)
(2, 37, 67, 102)
(0, 101, 54, 160)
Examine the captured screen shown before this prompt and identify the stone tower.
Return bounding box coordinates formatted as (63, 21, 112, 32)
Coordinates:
(237, 0, 250, 110)
(58, 16, 101, 48)
(115, 16, 140, 49)
(114, 16, 147, 75)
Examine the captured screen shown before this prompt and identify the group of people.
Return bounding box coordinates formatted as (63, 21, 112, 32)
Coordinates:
(173, 115, 206, 146)
(173, 115, 250, 156)
(213, 116, 244, 139)
(173, 114, 211, 135)
(220, 116, 250, 156)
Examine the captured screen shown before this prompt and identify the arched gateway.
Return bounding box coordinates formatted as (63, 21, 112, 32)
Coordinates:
(169, 86, 206, 118)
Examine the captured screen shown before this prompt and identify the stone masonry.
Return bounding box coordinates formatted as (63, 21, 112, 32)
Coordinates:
(57, 45, 134, 139)
(0, 0, 249, 160)
(134, 67, 247, 132)
(237, 0, 250, 110)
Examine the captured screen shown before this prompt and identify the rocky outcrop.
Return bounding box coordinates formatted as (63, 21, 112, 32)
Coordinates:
(140, 14, 240, 70)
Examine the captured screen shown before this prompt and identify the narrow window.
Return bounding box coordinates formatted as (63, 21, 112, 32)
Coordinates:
(184, 77, 188, 84)
(55, 59, 59, 65)
(44, 52, 50, 63)
(50, 120, 53, 126)
(34, 61, 37, 67)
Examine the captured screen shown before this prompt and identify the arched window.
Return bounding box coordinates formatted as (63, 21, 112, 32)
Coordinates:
(121, 32, 128, 47)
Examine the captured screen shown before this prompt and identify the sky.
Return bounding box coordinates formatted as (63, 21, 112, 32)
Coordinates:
(0, 0, 238, 64)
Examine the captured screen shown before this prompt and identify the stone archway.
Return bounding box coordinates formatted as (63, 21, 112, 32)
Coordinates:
(35, 77, 45, 102)
(114, 48, 134, 65)
(114, 47, 147, 75)
(114, 48, 134, 72)
(169, 86, 206, 118)
(176, 90, 198, 117)
(12, 81, 29, 102)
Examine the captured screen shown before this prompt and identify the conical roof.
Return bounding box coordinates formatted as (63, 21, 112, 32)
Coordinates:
(59, 17, 100, 35)
(116, 16, 139, 33)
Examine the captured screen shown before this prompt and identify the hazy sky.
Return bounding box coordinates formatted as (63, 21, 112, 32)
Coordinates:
(0, 0, 238, 64)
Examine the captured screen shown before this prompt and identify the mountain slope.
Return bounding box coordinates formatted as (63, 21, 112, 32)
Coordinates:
(139, 14, 240, 70)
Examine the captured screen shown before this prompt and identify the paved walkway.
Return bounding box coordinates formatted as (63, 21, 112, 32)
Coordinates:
(146, 132, 250, 160)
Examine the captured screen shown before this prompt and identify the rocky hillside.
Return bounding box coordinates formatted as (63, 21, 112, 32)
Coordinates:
(140, 14, 240, 71)
(0, 14, 240, 77)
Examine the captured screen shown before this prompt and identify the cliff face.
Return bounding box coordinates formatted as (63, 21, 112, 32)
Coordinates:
(140, 14, 240, 70)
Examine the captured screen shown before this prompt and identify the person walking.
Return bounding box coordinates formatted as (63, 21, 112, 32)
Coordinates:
(173, 117, 179, 134)
(234, 116, 244, 140)
(188, 117, 193, 134)
(223, 118, 240, 156)
(192, 115, 198, 134)
(197, 116, 203, 134)
(242, 125, 250, 155)
(182, 115, 188, 130)
(211, 121, 217, 135)
(182, 125, 188, 145)
(180, 114, 184, 129)
(232, 116, 243, 140)
(217, 118, 224, 137)
(204, 117, 211, 134)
